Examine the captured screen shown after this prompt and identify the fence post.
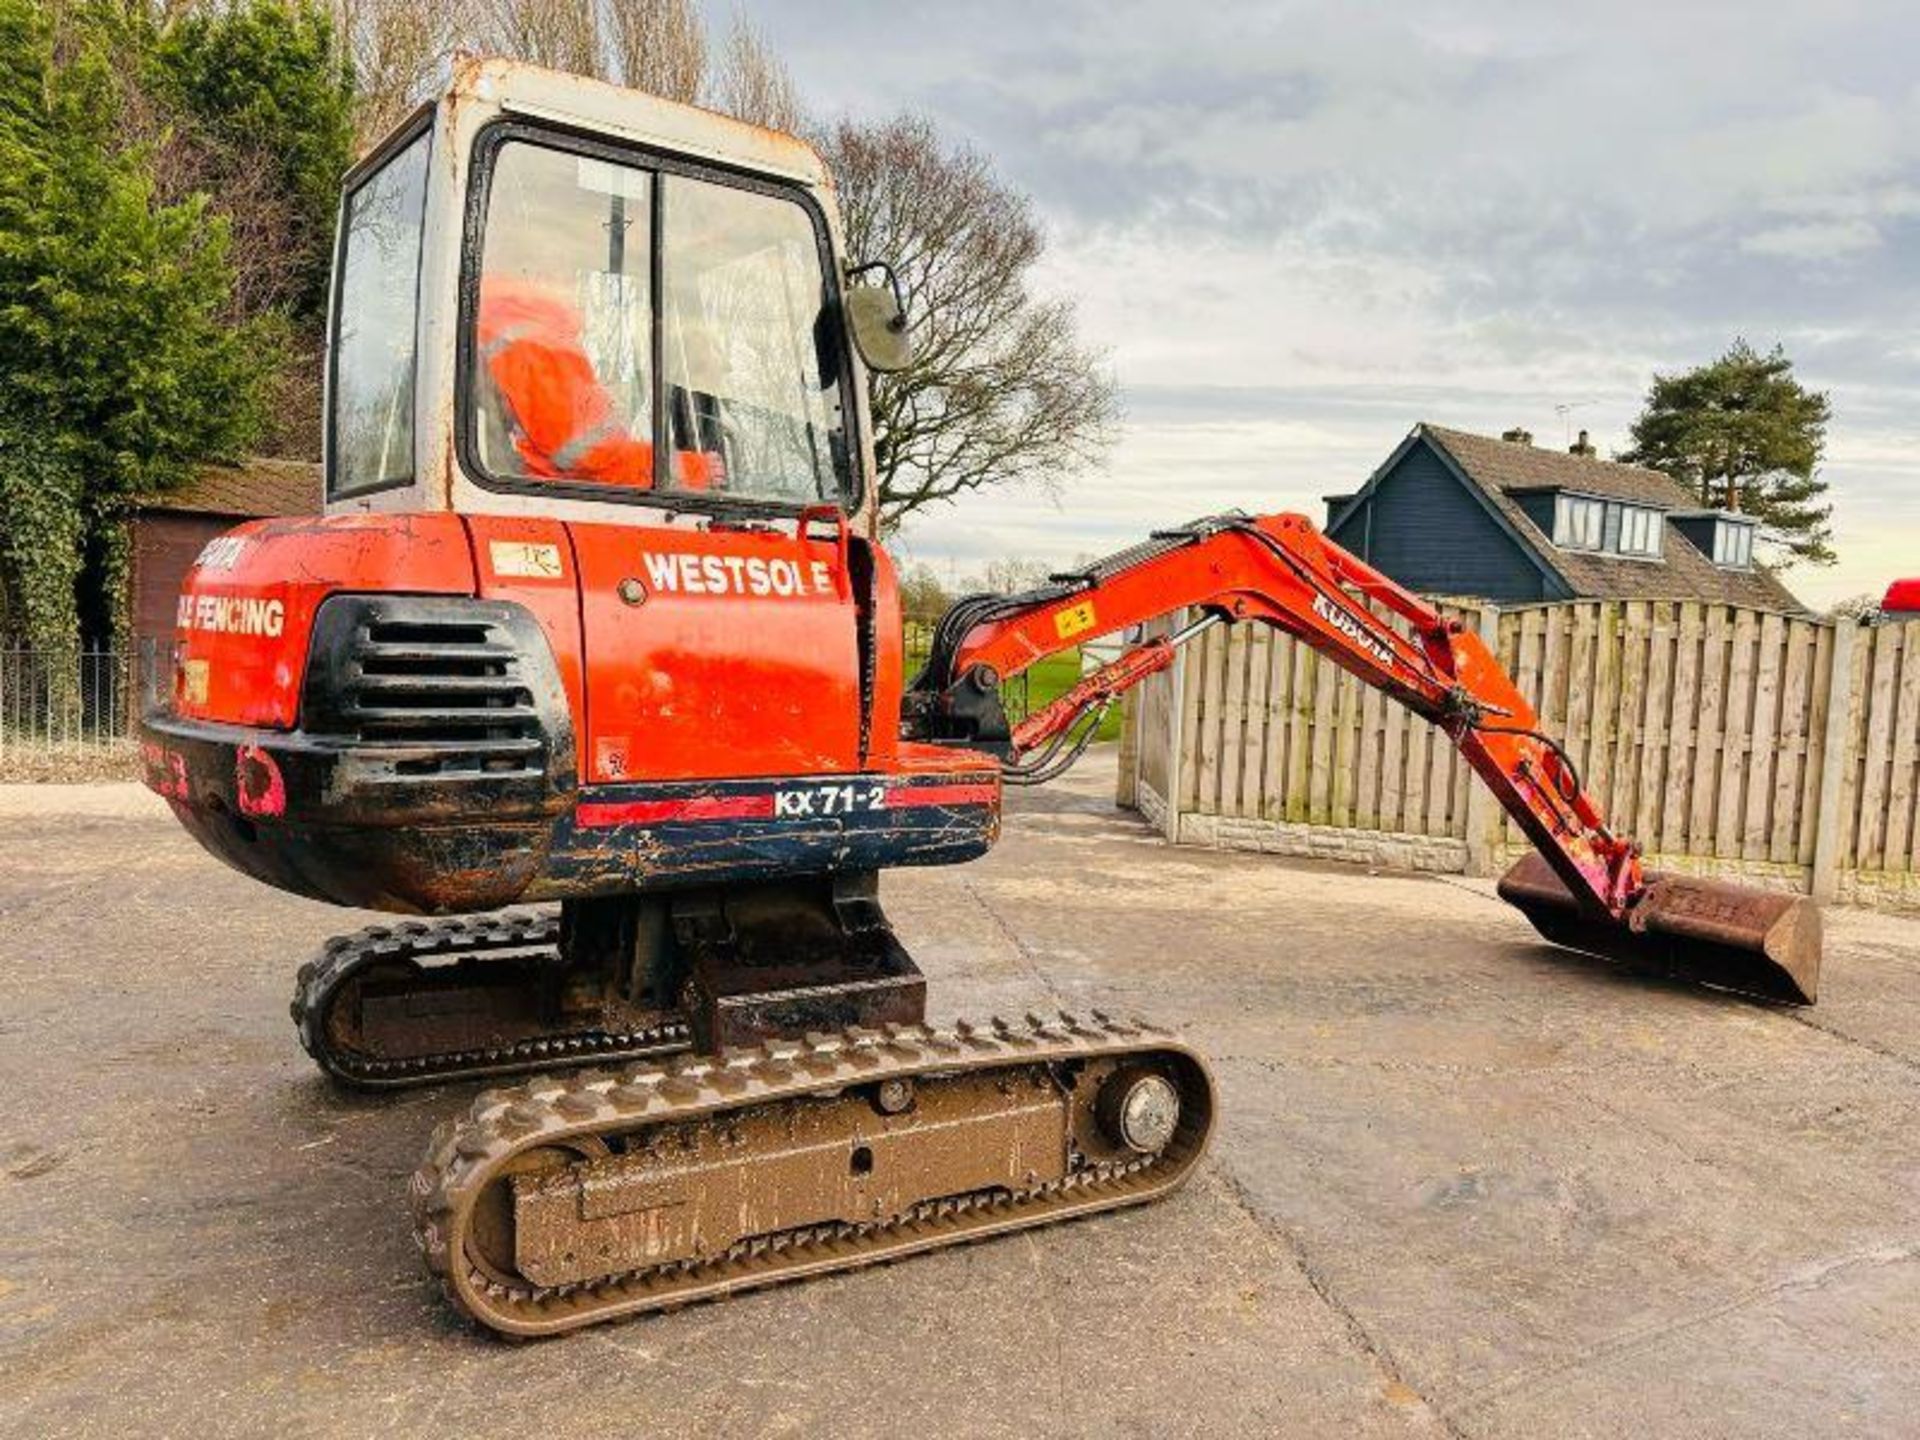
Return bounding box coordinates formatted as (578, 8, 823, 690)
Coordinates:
(1464, 601, 1503, 877)
(1115, 689, 1139, 808)
(1162, 608, 1189, 844)
(1810, 618, 1859, 903)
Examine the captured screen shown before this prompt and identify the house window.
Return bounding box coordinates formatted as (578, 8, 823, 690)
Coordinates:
(1714, 521, 1755, 569)
(1616, 504, 1662, 558)
(1554, 494, 1605, 551)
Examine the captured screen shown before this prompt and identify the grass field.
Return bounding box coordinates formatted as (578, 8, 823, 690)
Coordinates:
(1020, 648, 1123, 742)
(903, 622, 1122, 743)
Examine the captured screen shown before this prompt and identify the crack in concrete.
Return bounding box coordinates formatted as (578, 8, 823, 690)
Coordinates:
(958, 876, 1068, 1007)
(1452, 1237, 1920, 1418)
(1213, 1164, 1468, 1439)
(1427, 876, 1506, 909)
(1784, 1009, 1920, 1075)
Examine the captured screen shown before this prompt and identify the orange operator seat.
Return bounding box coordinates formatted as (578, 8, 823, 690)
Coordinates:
(476, 275, 723, 490)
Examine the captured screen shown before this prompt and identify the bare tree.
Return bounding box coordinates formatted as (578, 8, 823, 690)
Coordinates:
(468, 0, 598, 79)
(338, 0, 789, 140)
(709, 16, 798, 132)
(334, 0, 460, 144)
(894, 561, 954, 625)
(111, 70, 326, 456)
(818, 115, 1118, 529)
(1828, 594, 1885, 622)
(974, 557, 1053, 595)
(115, 82, 304, 322)
(606, 0, 703, 103)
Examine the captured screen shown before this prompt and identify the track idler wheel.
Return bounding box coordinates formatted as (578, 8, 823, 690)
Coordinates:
(1096, 1065, 1183, 1154)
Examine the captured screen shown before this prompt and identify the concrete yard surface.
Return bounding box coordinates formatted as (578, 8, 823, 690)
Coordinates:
(3, 751, 1919, 1438)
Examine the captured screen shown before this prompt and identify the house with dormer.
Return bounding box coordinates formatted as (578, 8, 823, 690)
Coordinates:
(1323, 424, 1805, 612)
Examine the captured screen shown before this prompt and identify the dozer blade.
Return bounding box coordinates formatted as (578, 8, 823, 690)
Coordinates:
(411, 1013, 1215, 1336)
(1497, 853, 1821, 1005)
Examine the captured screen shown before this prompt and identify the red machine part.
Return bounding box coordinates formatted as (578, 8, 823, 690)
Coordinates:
(563, 516, 865, 782)
(1885, 579, 1920, 615)
(947, 513, 1641, 920)
(168, 510, 903, 787)
(168, 514, 475, 728)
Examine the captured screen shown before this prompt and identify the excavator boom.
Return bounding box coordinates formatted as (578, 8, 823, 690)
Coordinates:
(907, 512, 1821, 1005)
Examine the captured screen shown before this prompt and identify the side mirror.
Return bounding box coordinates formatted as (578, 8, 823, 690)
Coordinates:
(844, 260, 914, 374)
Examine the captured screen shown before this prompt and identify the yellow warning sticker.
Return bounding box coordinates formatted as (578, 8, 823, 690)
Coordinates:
(1053, 601, 1098, 641)
(489, 540, 565, 579)
(182, 659, 210, 706)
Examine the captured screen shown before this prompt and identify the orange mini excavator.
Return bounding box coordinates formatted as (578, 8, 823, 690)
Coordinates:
(140, 59, 1822, 1336)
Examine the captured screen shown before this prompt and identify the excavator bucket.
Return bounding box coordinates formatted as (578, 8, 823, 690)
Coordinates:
(1497, 853, 1821, 1005)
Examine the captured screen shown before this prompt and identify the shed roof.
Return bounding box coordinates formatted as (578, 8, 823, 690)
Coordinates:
(139, 459, 321, 519)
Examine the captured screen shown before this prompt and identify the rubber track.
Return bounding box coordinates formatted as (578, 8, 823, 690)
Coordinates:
(411, 1010, 1215, 1336)
(291, 912, 691, 1089)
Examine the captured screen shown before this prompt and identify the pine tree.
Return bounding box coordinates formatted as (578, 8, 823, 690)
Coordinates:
(1620, 340, 1834, 567)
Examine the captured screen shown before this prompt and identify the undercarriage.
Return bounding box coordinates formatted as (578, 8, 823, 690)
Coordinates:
(413, 1013, 1213, 1336)
(289, 874, 1218, 1335)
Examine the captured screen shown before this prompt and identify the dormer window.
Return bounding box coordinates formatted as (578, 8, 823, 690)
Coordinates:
(1615, 504, 1662, 558)
(1670, 512, 1757, 571)
(1553, 494, 1605, 550)
(1712, 519, 1755, 569)
(1549, 493, 1663, 558)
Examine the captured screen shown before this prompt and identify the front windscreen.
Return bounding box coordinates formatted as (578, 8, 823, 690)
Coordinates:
(330, 127, 430, 497)
(467, 136, 847, 506)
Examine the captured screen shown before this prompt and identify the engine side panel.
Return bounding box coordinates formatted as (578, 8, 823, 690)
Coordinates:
(166, 514, 476, 729)
(568, 518, 863, 783)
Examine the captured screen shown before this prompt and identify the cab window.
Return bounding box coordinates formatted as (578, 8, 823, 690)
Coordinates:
(330, 126, 430, 497)
(659, 175, 845, 504)
(471, 144, 656, 489)
(466, 134, 848, 507)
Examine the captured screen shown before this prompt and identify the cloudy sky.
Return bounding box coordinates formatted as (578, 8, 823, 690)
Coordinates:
(747, 0, 1918, 607)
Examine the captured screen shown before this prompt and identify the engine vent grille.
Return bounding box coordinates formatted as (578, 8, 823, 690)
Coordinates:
(343, 615, 542, 776)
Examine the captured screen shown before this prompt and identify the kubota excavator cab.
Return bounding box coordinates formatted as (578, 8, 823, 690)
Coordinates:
(142, 58, 992, 920)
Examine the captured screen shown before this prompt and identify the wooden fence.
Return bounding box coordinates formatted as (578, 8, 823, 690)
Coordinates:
(1119, 599, 1920, 909)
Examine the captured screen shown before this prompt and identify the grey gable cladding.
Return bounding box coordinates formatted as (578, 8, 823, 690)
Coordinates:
(1328, 429, 1565, 602)
(1330, 425, 1807, 613)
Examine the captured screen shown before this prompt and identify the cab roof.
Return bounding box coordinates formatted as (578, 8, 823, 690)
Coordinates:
(441, 54, 831, 191)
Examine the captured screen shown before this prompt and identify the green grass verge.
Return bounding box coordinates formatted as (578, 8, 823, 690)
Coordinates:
(902, 628, 1123, 744)
(1020, 650, 1124, 743)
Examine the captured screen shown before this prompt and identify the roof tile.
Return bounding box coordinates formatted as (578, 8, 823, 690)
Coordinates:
(139, 459, 321, 519)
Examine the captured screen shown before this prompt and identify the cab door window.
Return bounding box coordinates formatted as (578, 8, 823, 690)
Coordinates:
(660, 175, 846, 504)
(470, 143, 656, 488)
(466, 133, 850, 507)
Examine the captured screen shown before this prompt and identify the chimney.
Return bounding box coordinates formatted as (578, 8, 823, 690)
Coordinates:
(1569, 429, 1596, 458)
(1501, 427, 1534, 446)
